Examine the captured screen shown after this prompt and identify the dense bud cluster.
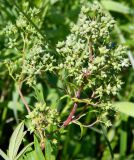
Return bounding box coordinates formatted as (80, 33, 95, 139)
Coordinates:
(56, 2, 129, 124)
(56, 2, 128, 87)
(3, 8, 55, 85)
(26, 102, 60, 134)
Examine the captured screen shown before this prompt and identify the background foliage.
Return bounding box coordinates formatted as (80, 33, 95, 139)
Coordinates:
(0, 0, 134, 160)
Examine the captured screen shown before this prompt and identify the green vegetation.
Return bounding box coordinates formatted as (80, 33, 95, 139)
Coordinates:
(0, 0, 134, 159)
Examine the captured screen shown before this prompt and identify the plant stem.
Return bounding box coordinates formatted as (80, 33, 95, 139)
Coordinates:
(63, 39, 94, 127)
(18, 84, 31, 113)
(89, 40, 94, 63)
(72, 118, 99, 128)
(63, 89, 81, 127)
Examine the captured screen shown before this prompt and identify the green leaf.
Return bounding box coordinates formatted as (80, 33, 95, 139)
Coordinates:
(46, 88, 59, 108)
(22, 150, 37, 160)
(113, 102, 134, 117)
(50, 0, 59, 5)
(101, 0, 134, 15)
(15, 142, 34, 160)
(45, 139, 52, 160)
(120, 114, 128, 159)
(33, 83, 45, 103)
(8, 121, 25, 160)
(0, 149, 10, 160)
(34, 136, 45, 160)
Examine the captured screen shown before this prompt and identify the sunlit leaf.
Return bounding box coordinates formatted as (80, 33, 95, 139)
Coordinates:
(101, 0, 134, 15)
(45, 139, 52, 160)
(0, 149, 10, 160)
(15, 142, 33, 160)
(113, 102, 134, 117)
(8, 121, 25, 160)
(34, 136, 45, 160)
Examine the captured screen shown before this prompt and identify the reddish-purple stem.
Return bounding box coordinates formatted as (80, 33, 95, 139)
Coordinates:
(89, 40, 93, 63)
(63, 89, 81, 127)
(18, 85, 31, 113)
(63, 40, 94, 127)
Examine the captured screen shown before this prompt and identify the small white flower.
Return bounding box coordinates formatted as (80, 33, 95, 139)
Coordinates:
(121, 59, 129, 67)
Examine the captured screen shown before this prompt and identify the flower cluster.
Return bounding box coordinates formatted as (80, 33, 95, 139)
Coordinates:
(4, 8, 55, 85)
(3, 2, 129, 128)
(26, 102, 60, 134)
(56, 2, 128, 87)
(56, 2, 129, 122)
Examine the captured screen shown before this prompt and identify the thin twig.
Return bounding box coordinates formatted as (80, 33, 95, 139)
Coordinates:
(72, 113, 86, 122)
(17, 84, 31, 113)
(72, 119, 99, 128)
(82, 119, 99, 127)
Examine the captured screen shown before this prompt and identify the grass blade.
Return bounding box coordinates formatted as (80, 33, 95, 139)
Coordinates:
(101, 124, 114, 160)
(120, 114, 128, 160)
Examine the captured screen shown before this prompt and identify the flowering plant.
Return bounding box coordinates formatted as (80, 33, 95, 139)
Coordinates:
(2, 1, 129, 157)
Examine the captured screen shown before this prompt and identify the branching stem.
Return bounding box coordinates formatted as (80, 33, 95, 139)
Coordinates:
(63, 88, 81, 127)
(63, 40, 95, 127)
